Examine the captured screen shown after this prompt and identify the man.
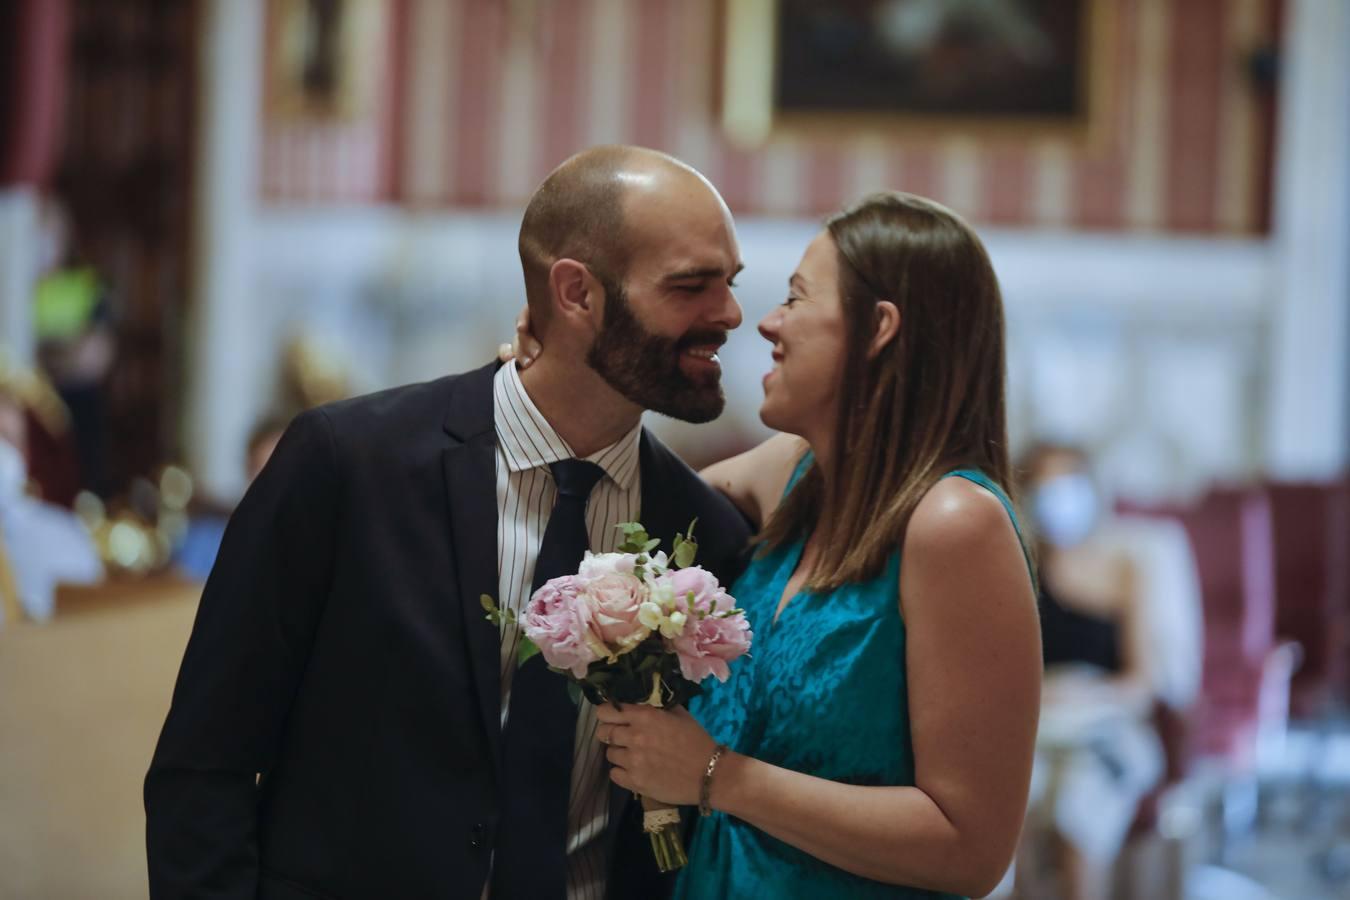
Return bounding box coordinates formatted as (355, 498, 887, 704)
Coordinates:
(144, 146, 751, 899)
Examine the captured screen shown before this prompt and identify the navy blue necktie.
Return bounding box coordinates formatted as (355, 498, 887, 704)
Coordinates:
(492, 459, 606, 899)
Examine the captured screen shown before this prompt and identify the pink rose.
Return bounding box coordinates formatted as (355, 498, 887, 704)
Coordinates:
(673, 611, 752, 683)
(665, 567, 752, 682)
(521, 575, 603, 678)
(584, 573, 651, 656)
(670, 566, 733, 615)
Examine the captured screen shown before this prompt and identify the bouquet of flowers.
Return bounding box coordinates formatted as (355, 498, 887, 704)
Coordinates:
(483, 520, 752, 871)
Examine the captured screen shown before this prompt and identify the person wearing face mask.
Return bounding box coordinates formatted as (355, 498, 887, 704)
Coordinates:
(1013, 443, 1180, 900)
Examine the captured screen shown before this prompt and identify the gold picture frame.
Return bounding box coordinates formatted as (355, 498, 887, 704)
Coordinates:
(720, 0, 1113, 147)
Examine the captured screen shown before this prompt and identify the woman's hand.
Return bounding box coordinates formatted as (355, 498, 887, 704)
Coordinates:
(497, 306, 543, 368)
(595, 703, 718, 806)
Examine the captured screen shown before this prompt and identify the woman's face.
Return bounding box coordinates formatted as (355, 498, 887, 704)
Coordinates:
(757, 231, 850, 437)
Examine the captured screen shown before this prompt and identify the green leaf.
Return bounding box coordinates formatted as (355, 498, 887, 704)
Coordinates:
(517, 639, 542, 666)
(615, 521, 658, 554)
(480, 594, 497, 612)
(642, 538, 661, 553)
(566, 681, 583, 707)
(672, 521, 699, 568)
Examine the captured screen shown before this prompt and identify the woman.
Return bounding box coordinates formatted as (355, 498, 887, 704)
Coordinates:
(517, 192, 1041, 897)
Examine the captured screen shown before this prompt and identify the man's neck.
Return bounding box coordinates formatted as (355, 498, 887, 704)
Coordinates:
(517, 357, 643, 459)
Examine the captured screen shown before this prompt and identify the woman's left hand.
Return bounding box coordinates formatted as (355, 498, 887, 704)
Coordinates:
(595, 703, 718, 806)
(497, 306, 543, 368)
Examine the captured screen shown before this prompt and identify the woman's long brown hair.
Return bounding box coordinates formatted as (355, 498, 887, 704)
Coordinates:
(758, 192, 1024, 590)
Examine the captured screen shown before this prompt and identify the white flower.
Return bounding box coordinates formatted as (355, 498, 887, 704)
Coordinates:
(646, 576, 676, 613)
(638, 600, 666, 631)
(636, 596, 690, 641)
(659, 610, 688, 640)
(578, 551, 638, 581)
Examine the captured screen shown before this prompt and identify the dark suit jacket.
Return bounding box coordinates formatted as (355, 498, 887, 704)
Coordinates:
(145, 362, 751, 899)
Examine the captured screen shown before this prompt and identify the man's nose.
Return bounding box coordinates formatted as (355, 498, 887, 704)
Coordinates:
(709, 286, 743, 332)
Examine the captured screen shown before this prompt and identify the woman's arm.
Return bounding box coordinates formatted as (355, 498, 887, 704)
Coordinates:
(698, 432, 807, 530)
(597, 479, 1042, 897)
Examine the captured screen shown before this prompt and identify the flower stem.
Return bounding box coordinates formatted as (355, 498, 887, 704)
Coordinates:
(648, 824, 688, 872)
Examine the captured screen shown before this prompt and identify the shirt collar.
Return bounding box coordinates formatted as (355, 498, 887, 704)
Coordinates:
(493, 362, 641, 491)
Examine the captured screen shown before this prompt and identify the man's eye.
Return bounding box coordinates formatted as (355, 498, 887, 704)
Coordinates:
(782, 295, 799, 307)
(727, 279, 738, 288)
(674, 284, 704, 293)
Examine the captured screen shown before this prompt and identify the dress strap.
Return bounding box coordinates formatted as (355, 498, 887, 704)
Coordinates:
(942, 468, 1035, 581)
(783, 449, 815, 497)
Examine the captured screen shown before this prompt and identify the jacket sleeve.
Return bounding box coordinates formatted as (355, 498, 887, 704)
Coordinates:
(144, 407, 341, 899)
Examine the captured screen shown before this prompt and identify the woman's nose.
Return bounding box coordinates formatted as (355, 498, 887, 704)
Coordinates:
(758, 309, 781, 343)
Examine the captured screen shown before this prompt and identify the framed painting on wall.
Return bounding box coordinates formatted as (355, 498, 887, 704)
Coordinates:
(265, 0, 389, 122)
(721, 0, 1110, 145)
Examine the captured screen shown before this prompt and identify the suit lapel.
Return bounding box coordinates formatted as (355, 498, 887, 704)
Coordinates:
(636, 429, 688, 562)
(442, 363, 504, 779)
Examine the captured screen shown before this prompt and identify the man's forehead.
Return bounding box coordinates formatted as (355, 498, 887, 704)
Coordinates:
(626, 203, 738, 265)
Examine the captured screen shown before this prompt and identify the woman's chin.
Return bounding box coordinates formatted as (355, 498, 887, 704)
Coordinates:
(758, 401, 791, 433)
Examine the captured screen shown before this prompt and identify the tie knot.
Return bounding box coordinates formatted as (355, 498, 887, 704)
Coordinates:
(549, 459, 605, 499)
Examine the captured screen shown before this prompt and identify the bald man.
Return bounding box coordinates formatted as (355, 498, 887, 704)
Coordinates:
(145, 147, 752, 900)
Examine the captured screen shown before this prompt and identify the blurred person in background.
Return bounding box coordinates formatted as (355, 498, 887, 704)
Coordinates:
(173, 414, 292, 582)
(0, 386, 102, 625)
(1014, 443, 1201, 900)
(519, 192, 1043, 898)
(32, 194, 116, 495)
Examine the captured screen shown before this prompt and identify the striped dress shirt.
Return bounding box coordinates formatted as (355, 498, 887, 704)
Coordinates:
(492, 362, 642, 900)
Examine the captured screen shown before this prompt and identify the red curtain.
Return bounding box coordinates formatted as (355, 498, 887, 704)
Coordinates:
(0, 0, 71, 187)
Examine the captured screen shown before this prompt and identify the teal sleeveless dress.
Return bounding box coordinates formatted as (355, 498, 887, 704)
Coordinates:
(674, 461, 1028, 899)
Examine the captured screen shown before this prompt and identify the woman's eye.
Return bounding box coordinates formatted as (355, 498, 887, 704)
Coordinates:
(782, 295, 799, 307)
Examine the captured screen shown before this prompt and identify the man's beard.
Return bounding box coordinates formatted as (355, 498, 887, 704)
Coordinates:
(587, 284, 727, 423)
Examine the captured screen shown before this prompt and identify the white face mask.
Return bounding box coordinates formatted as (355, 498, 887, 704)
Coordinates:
(0, 439, 27, 505)
(1032, 473, 1100, 548)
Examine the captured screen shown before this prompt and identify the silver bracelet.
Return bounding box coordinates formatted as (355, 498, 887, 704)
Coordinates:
(699, 744, 729, 817)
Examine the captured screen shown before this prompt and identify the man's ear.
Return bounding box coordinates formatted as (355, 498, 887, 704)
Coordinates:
(548, 259, 600, 320)
(870, 300, 901, 358)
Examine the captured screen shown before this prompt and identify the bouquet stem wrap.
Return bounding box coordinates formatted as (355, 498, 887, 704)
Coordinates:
(638, 678, 686, 872)
(641, 792, 687, 872)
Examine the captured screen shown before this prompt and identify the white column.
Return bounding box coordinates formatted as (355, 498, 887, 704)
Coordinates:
(184, 0, 263, 500)
(1265, 0, 1350, 478)
(0, 187, 38, 368)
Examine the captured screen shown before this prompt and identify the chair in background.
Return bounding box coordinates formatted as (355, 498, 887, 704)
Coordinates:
(1267, 480, 1350, 721)
(1266, 479, 1350, 884)
(1121, 486, 1299, 861)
